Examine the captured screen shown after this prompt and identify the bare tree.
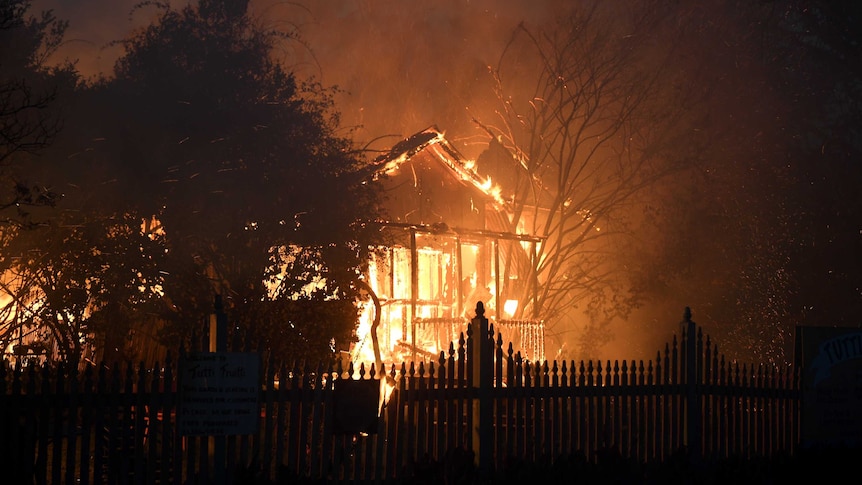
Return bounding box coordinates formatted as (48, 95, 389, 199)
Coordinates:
(0, 0, 74, 225)
(473, 1, 710, 356)
(44, 0, 384, 365)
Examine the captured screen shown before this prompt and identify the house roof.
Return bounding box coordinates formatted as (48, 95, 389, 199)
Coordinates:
(372, 126, 508, 210)
(366, 126, 547, 244)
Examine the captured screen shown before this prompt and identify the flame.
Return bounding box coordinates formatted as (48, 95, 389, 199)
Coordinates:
(393, 129, 508, 209)
(503, 299, 519, 318)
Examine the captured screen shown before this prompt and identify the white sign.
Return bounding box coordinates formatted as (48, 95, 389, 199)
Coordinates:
(178, 352, 260, 436)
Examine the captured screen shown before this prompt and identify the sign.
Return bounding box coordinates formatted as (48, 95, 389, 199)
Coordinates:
(333, 379, 380, 435)
(178, 352, 260, 436)
(795, 326, 862, 447)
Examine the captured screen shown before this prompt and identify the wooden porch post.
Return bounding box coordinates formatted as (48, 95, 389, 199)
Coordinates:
(455, 237, 463, 318)
(410, 228, 418, 362)
(493, 239, 501, 318)
(530, 240, 539, 320)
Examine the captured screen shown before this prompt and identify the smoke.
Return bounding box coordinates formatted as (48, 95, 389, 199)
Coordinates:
(28, 0, 797, 364)
(260, 0, 568, 154)
(32, 0, 568, 155)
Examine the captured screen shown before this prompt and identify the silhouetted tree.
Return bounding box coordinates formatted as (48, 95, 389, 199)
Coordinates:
(40, 0, 383, 364)
(472, 1, 710, 356)
(0, 1, 108, 363)
(0, 0, 74, 226)
(0, 212, 167, 364)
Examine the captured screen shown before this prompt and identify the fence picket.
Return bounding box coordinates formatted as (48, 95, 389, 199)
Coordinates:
(436, 355, 447, 462)
(1, 313, 803, 483)
(80, 365, 93, 485)
(385, 363, 399, 480)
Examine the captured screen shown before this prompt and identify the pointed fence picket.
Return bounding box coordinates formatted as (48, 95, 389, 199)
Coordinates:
(0, 306, 800, 483)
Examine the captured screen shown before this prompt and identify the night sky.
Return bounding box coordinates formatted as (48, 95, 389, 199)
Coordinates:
(33, 0, 564, 157)
(22, 0, 862, 364)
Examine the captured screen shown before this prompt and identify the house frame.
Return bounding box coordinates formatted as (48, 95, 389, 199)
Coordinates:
(354, 127, 546, 365)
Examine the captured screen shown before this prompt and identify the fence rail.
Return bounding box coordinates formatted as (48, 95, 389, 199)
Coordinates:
(0, 307, 800, 483)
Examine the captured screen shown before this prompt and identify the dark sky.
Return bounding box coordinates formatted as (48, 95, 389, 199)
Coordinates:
(32, 0, 569, 156)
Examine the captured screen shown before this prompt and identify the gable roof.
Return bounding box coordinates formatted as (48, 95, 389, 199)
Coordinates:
(372, 126, 508, 211)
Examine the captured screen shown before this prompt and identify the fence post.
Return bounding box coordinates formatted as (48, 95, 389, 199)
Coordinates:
(470, 301, 493, 478)
(212, 295, 228, 353)
(683, 307, 702, 463)
(211, 296, 228, 485)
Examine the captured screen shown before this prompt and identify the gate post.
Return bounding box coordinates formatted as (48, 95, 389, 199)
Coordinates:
(683, 307, 702, 462)
(470, 301, 493, 478)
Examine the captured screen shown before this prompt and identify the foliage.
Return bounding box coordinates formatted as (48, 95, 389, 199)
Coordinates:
(0, 0, 75, 226)
(35, 0, 383, 365)
(0, 211, 167, 363)
(0, 0, 91, 362)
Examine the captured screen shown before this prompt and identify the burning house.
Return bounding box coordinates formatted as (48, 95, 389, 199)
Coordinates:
(1, 127, 546, 369)
(352, 127, 546, 366)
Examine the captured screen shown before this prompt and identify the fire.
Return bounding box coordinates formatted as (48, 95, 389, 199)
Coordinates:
(395, 130, 508, 209)
(351, 128, 548, 365)
(0, 127, 545, 368)
(503, 299, 519, 318)
(349, 225, 546, 366)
